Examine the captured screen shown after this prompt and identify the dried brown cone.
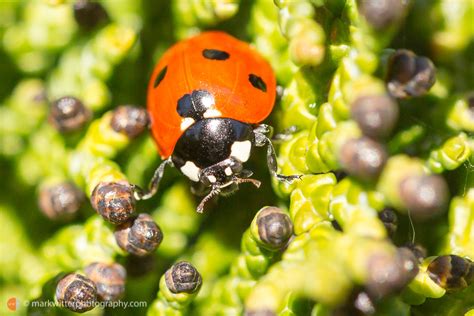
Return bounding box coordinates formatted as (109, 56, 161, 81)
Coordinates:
(38, 182, 84, 220)
(365, 247, 419, 299)
(49, 96, 91, 133)
(165, 261, 202, 294)
(84, 262, 126, 301)
(114, 213, 163, 256)
(256, 206, 293, 250)
(110, 106, 150, 139)
(427, 255, 474, 292)
(351, 95, 399, 139)
(386, 49, 436, 99)
(378, 208, 398, 238)
(339, 137, 388, 182)
(399, 174, 449, 221)
(90, 182, 136, 225)
(357, 0, 409, 30)
(401, 242, 427, 264)
(73, 0, 109, 30)
(55, 273, 97, 313)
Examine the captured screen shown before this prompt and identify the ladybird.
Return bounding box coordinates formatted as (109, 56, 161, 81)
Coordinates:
(136, 31, 300, 212)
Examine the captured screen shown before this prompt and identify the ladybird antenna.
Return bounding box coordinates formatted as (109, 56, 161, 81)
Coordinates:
(134, 158, 173, 200)
(196, 188, 220, 213)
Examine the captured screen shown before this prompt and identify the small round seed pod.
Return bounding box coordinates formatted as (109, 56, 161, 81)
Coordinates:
(49, 96, 91, 133)
(339, 137, 388, 181)
(90, 182, 136, 225)
(399, 174, 449, 220)
(84, 262, 126, 301)
(56, 273, 97, 313)
(427, 255, 474, 292)
(357, 0, 408, 30)
(110, 106, 150, 139)
(366, 247, 418, 299)
(386, 50, 436, 99)
(401, 242, 427, 263)
(350, 95, 399, 139)
(378, 208, 398, 238)
(164, 261, 202, 294)
(73, 0, 109, 30)
(38, 182, 84, 220)
(114, 213, 163, 256)
(256, 207, 293, 250)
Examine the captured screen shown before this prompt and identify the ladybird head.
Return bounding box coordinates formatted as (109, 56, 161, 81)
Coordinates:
(171, 118, 260, 210)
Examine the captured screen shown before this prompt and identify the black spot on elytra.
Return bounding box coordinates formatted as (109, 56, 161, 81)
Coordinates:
(153, 66, 167, 88)
(177, 90, 215, 121)
(202, 49, 230, 60)
(249, 74, 267, 92)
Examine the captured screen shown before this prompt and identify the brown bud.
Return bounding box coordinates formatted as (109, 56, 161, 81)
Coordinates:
(366, 248, 418, 299)
(165, 261, 202, 294)
(90, 182, 136, 225)
(401, 242, 427, 264)
(73, 0, 109, 30)
(357, 0, 408, 29)
(114, 213, 163, 256)
(386, 50, 436, 99)
(339, 137, 388, 181)
(56, 273, 97, 313)
(399, 175, 449, 220)
(428, 255, 474, 292)
(351, 95, 399, 139)
(39, 182, 84, 220)
(256, 207, 293, 250)
(110, 106, 149, 139)
(84, 262, 126, 301)
(49, 96, 91, 133)
(378, 208, 398, 238)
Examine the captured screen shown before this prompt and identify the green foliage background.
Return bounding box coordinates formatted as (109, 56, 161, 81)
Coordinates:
(0, 0, 473, 315)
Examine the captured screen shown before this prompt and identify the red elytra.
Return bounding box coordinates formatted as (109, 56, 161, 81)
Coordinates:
(147, 31, 277, 158)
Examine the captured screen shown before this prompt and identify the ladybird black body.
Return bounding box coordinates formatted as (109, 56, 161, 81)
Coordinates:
(137, 31, 299, 212)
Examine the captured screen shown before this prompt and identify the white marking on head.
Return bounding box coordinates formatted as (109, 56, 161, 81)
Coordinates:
(180, 161, 200, 182)
(208, 175, 217, 183)
(203, 108, 222, 118)
(224, 167, 232, 176)
(180, 118, 195, 131)
(231, 140, 252, 162)
(201, 94, 215, 108)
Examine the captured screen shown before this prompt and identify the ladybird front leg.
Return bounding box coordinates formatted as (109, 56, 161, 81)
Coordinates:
(254, 125, 302, 184)
(133, 158, 173, 200)
(196, 187, 221, 213)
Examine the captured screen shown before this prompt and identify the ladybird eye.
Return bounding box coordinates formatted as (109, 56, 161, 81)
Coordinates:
(202, 49, 230, 60)
(153, 66, 167, 88)
(248, 74, 267, 92)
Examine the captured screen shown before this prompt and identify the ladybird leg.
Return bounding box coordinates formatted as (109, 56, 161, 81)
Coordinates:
(254, 127, 302, 184)
(253, 124, 273, 138)
(133, 158, 173, 200)
(196, 187, 220, 213)
(234, 177, 261, 188)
